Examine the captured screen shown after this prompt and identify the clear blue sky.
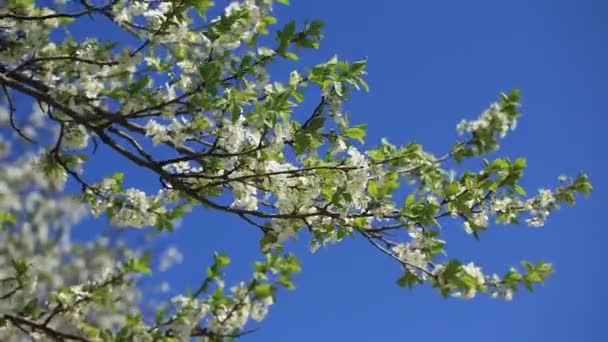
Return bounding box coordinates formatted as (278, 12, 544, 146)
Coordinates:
(66, 0, 605, 341)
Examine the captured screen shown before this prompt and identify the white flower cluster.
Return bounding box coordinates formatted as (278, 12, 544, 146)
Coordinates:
(0, 149, 143, 339)
(61, 43, 136, 101)
(456, 102, 518, 138)
(145, 117, 195, 147)
(488, 272, 514, 301)
(463, 212, 489, 234)
(393, 244, 427, 269)
(0, 8, 60, 64)
(165, 280, 273, 340)
(231, 181, 259, 211)
(159, 247, 184, 271)
(392, 229, 434, 274)
(219, 115, 262, 153)
(213, 0, 264, 50)
(266, 161, 319, 215)
(344, 147, 372, 210)
(525, 189, 556, 227)
(62, 123, 89, 150)
(0, 123, 194, 339)
(113, 188, 168, 228)
(162, 161, 203, 175)
(453, 262, 485, 299)
(207, 282, 274, 334)
(87, 176, 180, 229)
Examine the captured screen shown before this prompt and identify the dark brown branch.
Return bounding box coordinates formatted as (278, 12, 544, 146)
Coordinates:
(2, 84, 35, 143)
(3, 314, 92, 342)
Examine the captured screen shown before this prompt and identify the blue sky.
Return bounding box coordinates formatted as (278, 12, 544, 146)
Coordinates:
(53, 0, 605, 341)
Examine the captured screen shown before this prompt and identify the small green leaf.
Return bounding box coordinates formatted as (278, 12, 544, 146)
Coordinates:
(259, 233, 277, 251)
(214, 252, 231, 267)
(446, 181, 460, 197)
(514, 157, 527, 170)
(191, 0, 214, 16)
(404, 193, 415, 210)
(368, 181, 379, 199)
(19, 298, 39, 316)
(396, 272, 421, 290)
(0, 212, 16, 227)
(130, 75, 150, 93)
(254, 283, 275, 298)
(11, 258, 28, 276)
(283, 51, 299, 60)
(131, 253, 152, 274)
(293, 133, 312, 155)
(344, 125, 367, 143)
(305, 116, 325, 132)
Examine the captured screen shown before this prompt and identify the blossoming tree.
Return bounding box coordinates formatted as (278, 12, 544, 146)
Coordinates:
(0, 0, 592, 340)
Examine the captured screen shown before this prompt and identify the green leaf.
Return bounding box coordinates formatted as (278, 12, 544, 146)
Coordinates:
(0, 211, 16, 227)
(293, 133, 312, 155)
(131, 253, 152, 274)
(214, 252, 231, 267)
(513, 157, 527, 170)
(130, 75, 150, 93)
(344, 125, 367, 143)
(82, 325, 100, 339)
(490, 158, 509, 171)
(110, 172, 125, 183)
(259, 233, 277, 251)
(357, 77, 370, 92)
(445, 181, 460, 197)
(514, 185, 527, 196)
(366, 149, 385, 161)
(155, 307, 167, 325)
(283, 254, 302, 273)
(305, 116, 325, 132)
(283, 21, 296, 37)
(11, 258, 28, 277)
(19, 298, 39, 316)
(254, 283, 275, 298)
(277, 21, 296, 53)
(8, 0, 34, 8)
(278, 274, 295, 289)
(404, 193, 415, 210)
(283, 51, 299, 60)
(368, 181, 379, 199)
(396, 272, 421, 290)
(574, 173, 593, 195)
(174, 44, 187, 60)
(191, 0, 214, 17)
